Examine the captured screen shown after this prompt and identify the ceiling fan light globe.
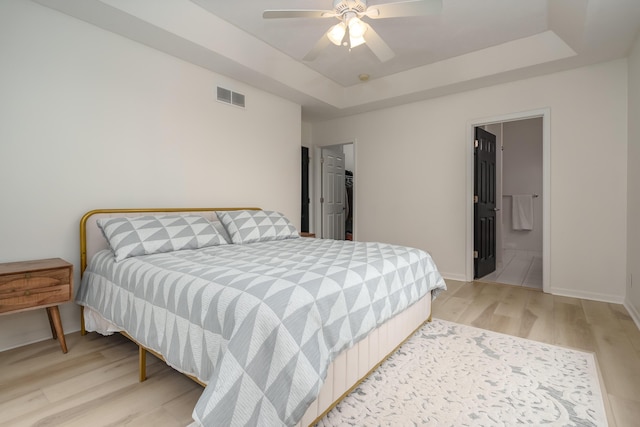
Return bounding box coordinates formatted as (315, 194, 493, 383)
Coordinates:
(348, 16, 367, 38)
(349, 35, 366, 48)
(327, 22, 346, 45)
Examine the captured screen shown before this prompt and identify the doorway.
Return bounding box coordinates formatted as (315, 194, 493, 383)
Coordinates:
(467, 109, 550, 293)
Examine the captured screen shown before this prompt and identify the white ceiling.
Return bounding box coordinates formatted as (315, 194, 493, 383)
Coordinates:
(34, 0, 640, 121)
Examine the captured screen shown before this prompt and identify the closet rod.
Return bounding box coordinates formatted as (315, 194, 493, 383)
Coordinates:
(502, 194, 539, 198)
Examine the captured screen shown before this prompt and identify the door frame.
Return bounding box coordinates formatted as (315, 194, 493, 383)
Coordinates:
(466, 108, 550, 293)
(313, 140, 357, 239)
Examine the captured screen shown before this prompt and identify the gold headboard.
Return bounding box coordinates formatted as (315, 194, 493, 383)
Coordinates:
(79, 207, 260, 276)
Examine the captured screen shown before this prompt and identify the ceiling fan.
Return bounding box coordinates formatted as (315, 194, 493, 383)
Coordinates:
(263, 0, 442, 62)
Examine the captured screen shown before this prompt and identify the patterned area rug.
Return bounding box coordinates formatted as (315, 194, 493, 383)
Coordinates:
(317, 319, 607, 427)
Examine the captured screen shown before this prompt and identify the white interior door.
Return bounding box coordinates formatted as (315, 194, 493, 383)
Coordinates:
(321, 147, 345, 240)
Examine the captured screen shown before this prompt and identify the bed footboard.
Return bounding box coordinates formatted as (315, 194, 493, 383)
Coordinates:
(297, 291, 433, 427)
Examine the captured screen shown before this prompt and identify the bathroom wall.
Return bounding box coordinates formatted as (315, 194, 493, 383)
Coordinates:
(501, 118, 543, 252)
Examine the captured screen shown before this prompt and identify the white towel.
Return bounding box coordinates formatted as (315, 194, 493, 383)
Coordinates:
(512, 195, 533, 230)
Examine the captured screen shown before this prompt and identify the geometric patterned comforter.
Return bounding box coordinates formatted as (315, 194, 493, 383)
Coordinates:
(77, 238, 446, 426)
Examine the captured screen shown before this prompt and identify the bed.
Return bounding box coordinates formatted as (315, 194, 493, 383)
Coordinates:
(77, 207, 446, 426)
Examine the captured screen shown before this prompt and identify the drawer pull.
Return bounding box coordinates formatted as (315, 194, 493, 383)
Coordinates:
(25, 273, 31, 279)
(24, 290, 31, 296)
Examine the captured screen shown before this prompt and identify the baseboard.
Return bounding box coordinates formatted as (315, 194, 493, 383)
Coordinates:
(624, 298, 640, 330)
(441, 272, 468, 282)
(548, 287, 625, 304)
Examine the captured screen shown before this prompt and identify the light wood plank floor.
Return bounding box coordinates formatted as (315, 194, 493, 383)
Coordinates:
(433, 280, 640, 427)
(1, 280, 639, 426)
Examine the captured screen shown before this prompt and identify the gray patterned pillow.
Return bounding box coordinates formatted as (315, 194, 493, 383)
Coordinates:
(98, 215, 228, 261)
(217, 210, 299, 244)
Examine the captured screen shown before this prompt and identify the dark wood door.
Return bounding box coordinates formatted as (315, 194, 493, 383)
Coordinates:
(301, 146, 310, 233)
(474, 127, 497, 279)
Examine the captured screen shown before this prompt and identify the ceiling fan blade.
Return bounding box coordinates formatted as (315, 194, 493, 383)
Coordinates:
(263, 10, 336, 19)
(363, 24, 395, 62)
(366, 0, 442, 19)
(303, 34, 331, 61)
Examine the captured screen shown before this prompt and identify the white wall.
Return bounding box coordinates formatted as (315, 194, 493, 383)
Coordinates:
(343, 144, 355, 172)
(502, 118, 543, 252)
(311, 60, 628, 302)
(627, 32, 640, 325)
(0, 0, 301, 351)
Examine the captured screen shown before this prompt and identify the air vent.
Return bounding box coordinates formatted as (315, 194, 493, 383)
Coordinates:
(217, 87, 231, 103)
(231, 92, 245, 108)
(217, 86, 245, 109)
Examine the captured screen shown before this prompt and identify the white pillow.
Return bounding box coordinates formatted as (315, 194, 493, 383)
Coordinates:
(98, 214, 228, 261)
(217, 210, 299, 244)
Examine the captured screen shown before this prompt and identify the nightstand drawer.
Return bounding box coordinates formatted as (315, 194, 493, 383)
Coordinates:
(0, 260, 73, 314)
(0, 283, 70, 313)
(0, 268, 70, 289)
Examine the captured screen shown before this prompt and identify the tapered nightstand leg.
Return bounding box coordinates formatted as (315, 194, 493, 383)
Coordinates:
(46, 307, 58, 339)
(46, 306, 68, 353)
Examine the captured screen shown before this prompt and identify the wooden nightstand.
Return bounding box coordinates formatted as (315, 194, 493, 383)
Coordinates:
(0, 258, 73, 353)
(300, 232, 316, 238)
